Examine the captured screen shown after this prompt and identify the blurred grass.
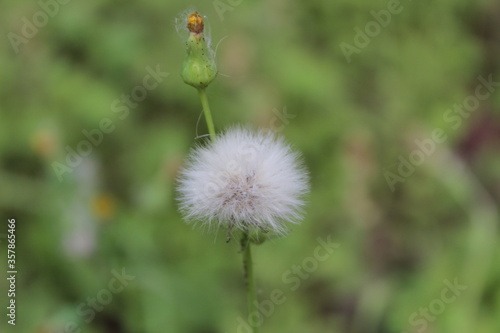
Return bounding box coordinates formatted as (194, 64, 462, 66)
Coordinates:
(0, 0, 499, 332)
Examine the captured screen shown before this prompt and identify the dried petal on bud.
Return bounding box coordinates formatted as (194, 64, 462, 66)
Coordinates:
(187, 12, 204, 34)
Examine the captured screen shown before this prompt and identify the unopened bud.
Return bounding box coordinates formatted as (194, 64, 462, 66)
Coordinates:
(181, 12, 217, 89)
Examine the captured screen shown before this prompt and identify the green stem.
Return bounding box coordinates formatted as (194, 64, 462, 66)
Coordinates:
(198, 88, 216, 142)
(241, 232, 259, 333)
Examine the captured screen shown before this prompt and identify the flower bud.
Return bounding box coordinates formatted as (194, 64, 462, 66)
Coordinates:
(181, 12, 217, 89)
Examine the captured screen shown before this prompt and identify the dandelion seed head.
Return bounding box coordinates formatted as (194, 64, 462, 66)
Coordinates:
(177, 127, 309, 236)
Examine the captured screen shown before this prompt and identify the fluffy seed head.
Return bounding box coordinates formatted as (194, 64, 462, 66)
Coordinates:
(176, 127, 309, 236)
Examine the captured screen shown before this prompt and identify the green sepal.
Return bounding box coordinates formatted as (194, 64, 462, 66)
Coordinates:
(181, 33, 217, 89)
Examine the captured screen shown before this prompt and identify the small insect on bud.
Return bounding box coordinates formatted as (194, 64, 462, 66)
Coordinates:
(181, 12, 217, 89)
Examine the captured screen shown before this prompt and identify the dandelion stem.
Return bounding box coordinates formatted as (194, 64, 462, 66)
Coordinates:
(241, 232, 259, 333)
(198, 88, 216, 142)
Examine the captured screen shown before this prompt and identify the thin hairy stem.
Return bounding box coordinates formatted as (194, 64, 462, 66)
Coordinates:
(198, 88, 216, 142)
(241, 232, 259, 333)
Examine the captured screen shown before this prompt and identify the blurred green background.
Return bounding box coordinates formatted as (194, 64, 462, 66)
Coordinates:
(1, 0, 499, 332)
